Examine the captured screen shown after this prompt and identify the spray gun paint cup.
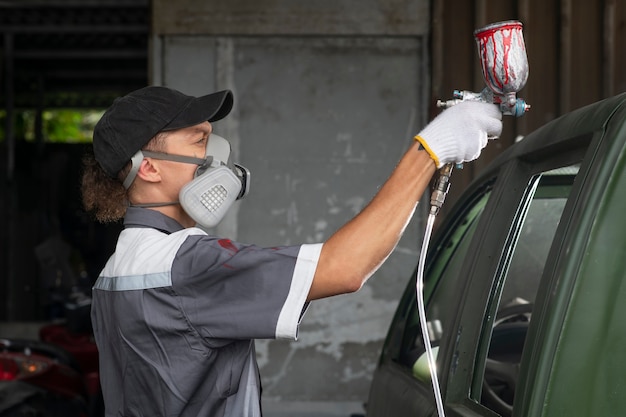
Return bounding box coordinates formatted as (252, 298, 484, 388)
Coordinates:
(474, 20, 529, 111)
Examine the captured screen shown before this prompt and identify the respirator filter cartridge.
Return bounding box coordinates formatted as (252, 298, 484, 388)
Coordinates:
(179, 165, 242, 229)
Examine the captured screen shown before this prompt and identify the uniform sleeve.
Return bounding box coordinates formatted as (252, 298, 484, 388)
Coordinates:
(172, 234, 322, 341)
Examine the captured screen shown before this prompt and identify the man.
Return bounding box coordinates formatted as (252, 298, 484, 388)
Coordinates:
(82, 86, 502, 416)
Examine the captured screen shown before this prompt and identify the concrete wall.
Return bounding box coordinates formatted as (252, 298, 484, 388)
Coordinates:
(151, 0, 431, 412)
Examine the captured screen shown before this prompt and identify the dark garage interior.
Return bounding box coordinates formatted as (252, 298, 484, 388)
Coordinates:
(1, 0, 149, 321)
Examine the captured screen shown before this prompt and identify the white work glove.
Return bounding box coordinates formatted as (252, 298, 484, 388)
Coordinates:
(414, 101, 503, 168)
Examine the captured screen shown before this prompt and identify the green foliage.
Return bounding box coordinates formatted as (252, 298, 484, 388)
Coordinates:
(0, 109, 104, 143)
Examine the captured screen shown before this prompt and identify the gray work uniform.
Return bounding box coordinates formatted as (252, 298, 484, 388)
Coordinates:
(91, 207, 321, 417)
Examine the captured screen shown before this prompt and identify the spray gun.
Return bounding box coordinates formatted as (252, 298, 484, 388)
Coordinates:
(418, 21, 530, 417)
(438, 20, 530, 116)
(430, 20, 530, 215)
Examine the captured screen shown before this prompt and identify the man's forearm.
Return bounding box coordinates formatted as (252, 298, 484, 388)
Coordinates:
(308, 142, 436, 300)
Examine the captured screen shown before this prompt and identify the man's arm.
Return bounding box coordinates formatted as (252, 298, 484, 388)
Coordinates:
(308, 142, 435, 300)
(307, 100, 503, 301)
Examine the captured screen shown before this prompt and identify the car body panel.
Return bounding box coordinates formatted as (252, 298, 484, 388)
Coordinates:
(367, 93, 626, 417)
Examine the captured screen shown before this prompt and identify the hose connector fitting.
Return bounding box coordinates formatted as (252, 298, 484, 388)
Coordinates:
(430, 163, 455, 216)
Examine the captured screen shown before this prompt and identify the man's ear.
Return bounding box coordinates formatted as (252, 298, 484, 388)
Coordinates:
(136, 158, 161, 183)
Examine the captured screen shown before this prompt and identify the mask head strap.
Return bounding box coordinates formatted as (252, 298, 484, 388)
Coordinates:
(122, 150, 214, 189)
(122, 151, 145, 189)
(142, 151, 213, 178)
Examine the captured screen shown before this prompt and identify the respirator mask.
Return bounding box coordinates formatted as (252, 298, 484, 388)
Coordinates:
(178, 134, 250, 229)
(130, 134, 250, 229)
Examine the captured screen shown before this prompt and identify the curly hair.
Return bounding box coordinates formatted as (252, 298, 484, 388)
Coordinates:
(81, 132, 169, 223)
(80, 153, 128, 223)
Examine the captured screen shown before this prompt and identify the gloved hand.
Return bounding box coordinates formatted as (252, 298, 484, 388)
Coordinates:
(414, 101, 503, 168)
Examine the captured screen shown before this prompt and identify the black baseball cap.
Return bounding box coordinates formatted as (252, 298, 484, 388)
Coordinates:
(93, 86, 234, 178)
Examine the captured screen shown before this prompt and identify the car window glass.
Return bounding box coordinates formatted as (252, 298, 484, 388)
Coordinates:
(478, 166, 578, 416)
(397, 189, 492, 377)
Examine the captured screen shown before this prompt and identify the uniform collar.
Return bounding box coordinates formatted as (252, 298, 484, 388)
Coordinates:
(124, 206, 185, 235)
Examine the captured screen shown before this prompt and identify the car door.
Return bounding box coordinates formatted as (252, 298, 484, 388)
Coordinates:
(366, 93, 626, 417)
(366, 177, 495, 417)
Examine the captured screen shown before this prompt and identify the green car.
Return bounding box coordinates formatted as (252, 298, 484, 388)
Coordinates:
(366, 93, 626, 417)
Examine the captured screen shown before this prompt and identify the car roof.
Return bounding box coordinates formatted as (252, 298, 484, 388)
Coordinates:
(478, 92, 626, 180)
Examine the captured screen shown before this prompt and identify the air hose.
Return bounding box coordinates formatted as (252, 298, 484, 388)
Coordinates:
(415, 163, 455, 417)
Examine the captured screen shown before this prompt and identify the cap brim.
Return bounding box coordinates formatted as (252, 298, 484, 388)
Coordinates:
(163, 90, 233, 131)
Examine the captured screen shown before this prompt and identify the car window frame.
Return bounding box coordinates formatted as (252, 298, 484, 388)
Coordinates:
(471, 170, 578, 413)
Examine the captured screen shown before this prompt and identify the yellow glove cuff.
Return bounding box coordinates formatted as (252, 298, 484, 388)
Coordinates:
(414, 135, 441, 168)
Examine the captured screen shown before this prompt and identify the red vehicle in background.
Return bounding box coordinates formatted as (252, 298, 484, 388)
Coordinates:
(0, 296, 101, 416)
